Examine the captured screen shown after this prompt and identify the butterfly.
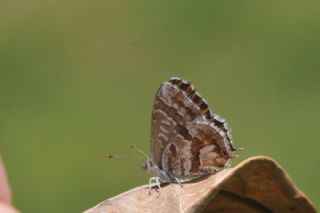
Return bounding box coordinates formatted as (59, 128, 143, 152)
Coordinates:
(143, 77, 238, 188)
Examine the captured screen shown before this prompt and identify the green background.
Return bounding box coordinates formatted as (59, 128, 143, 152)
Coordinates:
(0, 1, 319, 212)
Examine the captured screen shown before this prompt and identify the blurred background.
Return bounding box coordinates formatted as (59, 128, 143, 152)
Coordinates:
(0, 1, 319, 212)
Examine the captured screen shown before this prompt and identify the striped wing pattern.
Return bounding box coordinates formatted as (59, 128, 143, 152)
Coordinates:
(149, 77, 236, 181)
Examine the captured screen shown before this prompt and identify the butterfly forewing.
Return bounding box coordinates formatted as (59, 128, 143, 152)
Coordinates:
(151, 82, 205, 168)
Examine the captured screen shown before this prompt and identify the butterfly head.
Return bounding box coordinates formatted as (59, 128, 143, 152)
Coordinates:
(128, 145, 160, 174)
(142, 160, 152, 171)
(142, 160, 159, 173)
(142, 159, 172, 183)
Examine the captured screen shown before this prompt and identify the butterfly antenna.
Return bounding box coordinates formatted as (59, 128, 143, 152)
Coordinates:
(130, 145, 150, 161)
(106, 154, 144, 160)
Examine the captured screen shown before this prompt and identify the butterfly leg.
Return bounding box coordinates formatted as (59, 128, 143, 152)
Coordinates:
(148, 177, 156, 194)
(224, 159, 232, 168)
(174, 177, 183, 187)
(148, 177, 161, 195)
(155, 176, 161, 190)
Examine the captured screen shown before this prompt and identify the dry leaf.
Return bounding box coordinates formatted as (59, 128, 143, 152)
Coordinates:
(85, 156, 316, 213)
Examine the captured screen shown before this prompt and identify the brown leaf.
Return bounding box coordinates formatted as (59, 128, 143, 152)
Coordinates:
(84, 156, 316, 213)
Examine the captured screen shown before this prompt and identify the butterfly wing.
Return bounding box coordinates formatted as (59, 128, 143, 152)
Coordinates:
(150, 77, 234, 172)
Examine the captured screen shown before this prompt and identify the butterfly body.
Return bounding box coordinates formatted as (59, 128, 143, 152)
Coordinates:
(145, 77, 237, 184)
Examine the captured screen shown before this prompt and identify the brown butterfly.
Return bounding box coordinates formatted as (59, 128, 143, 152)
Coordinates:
(143, 77, 238, 188)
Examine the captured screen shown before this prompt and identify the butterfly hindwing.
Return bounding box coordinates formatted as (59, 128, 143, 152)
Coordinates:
(161, 122, 232, 179)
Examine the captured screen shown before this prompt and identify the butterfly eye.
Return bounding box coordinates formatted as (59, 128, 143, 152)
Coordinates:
(142, 161, 153, 170)
(142, 163, 148, 170)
